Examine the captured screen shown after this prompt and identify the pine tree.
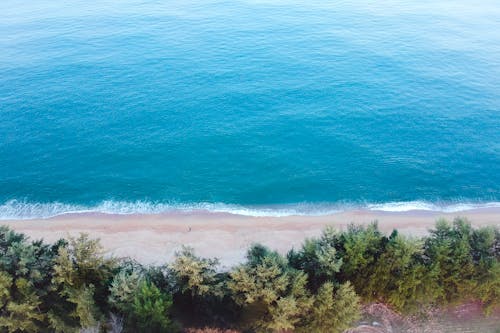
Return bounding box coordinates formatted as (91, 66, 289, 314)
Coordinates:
(170, 246, 223, 298)
(367, 232, 428, 311)
(51, 233, 116, 331)
(471, 226, 500, 314)
(424, 218, 477, 304)
(228, 245, 313, 332)
(288, 227, 343, 291)
(108, 268, 144, 314)
(297, 281, 360, 333)
(131, 280, 174, 333)
(337, 222, 387, 298)
(0, 271, 11, 306)
(0, 278, 45, 333)
(0, 227, 62, 332)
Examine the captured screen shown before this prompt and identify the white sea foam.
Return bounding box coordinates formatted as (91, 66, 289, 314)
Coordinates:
(0, 199, 499, 220)
(366, 201, 500, 212)
(0, 200, 343, 219)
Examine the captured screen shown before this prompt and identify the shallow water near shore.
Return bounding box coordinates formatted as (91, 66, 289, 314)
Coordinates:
(1, 0, 500, 219)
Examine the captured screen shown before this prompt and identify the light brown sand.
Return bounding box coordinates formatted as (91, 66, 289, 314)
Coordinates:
(2, 209, 499, 266)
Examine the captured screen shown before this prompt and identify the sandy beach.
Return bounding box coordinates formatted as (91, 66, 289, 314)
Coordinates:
(2, 209, 499, 266)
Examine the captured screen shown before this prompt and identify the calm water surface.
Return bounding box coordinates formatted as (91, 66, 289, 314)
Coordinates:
(1, 0, 500, 218)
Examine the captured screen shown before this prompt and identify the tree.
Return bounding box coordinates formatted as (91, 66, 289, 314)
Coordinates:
(228, 245, 313, 332)
(50, 234, 116, 331)
(108, 268, 144, 314)
(330, 282, 361, 330)
(0, 220, 498, 331)
(130, 280, 174, 333)
(52, 234, 116, 291)
(0, 226, 61, 294)
(337, 222, 388, 298)
(470, 226, 500, 313)
(0, 227, 62, 332)
(169, 247, 235, 326)
(367, 231, 429, 311)
(424, 218, 477, 304)
(474, 260, 500, 314)
(0, 271, 11, 306)
(288, 226, 343, 291)
(170, 246, 223, 298)
(295, 281, 360, 333)
(0, 276, 45, 333)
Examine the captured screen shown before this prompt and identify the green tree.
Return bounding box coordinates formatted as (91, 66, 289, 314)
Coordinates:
(474, 260, 500, 314)
(50, 234, 116, 331)
(0, 271, 11, 306)
(470, 226, 500, 313)
(0, 226, 61, 295)
(170, 247, 235, 326)
(296, 281, 360, 333)
(0, 276, 45, 333)
(424, 218, 476, 304)
(108, 268, 144, 314)
(330, 282, 361, 330)
(170, 246, 223, 298)
(130, 280, 174, 333)
(337, 222, 387, 298)
(228, 245, 313, 332)
(288, 226, 343, 291)
(0, 227, 62, 332)
(367, 231, 430, 311)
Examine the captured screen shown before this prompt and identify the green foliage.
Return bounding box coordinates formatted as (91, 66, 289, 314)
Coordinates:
(424, 218, 477, 303)
(46, 311, 79, 333)
(170, 247, 234, 326)
(107, 266, 176, 332)
(0, 271, 11, 306)
(330, 282, 361, 330)
(0, 227, 61, 332)
(70, 286, 101, 329)
(337, 222, 388, 298)
(52, 233, 116, 290)
(288, 226, 343, 291)
(0, 219, 498, 332)
(474, 260, 500, 314)
(50, 233, 116, 331)
(0, 276, 45, 333)
(367, 231, 429, 311)
(0, 226, 61, 294)
(228, 245, 313, 332)
(108, 268, 144, 314)
(130, 280, 174, 333)
(470, 226, 500, 313)
(297, 281, 360, 333)
(171, 246, 223, 298)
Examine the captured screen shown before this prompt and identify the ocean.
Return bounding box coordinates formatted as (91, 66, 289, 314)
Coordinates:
(1, 0, 500, 219)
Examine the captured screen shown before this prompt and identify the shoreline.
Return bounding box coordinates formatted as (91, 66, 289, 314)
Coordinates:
(2, 199, 500, 220)
(2, 208, 499, 266)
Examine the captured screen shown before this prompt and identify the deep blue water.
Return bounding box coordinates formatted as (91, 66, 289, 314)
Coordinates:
(1, 0, 500, 218)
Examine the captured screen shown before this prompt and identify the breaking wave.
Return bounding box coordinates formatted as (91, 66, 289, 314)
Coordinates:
(1, 199, 499, 220)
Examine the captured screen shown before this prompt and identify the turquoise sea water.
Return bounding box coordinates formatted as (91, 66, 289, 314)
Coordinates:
(1, 0, 500, 218)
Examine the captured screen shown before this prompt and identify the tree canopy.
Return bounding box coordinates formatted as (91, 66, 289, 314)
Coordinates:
(0, 218, 497, 332)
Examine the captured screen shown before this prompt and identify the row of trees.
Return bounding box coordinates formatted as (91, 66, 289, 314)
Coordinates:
(0, 218, 498, 332)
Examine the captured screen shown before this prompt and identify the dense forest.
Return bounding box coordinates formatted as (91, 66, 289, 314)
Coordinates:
(0, 218, 498, 332)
